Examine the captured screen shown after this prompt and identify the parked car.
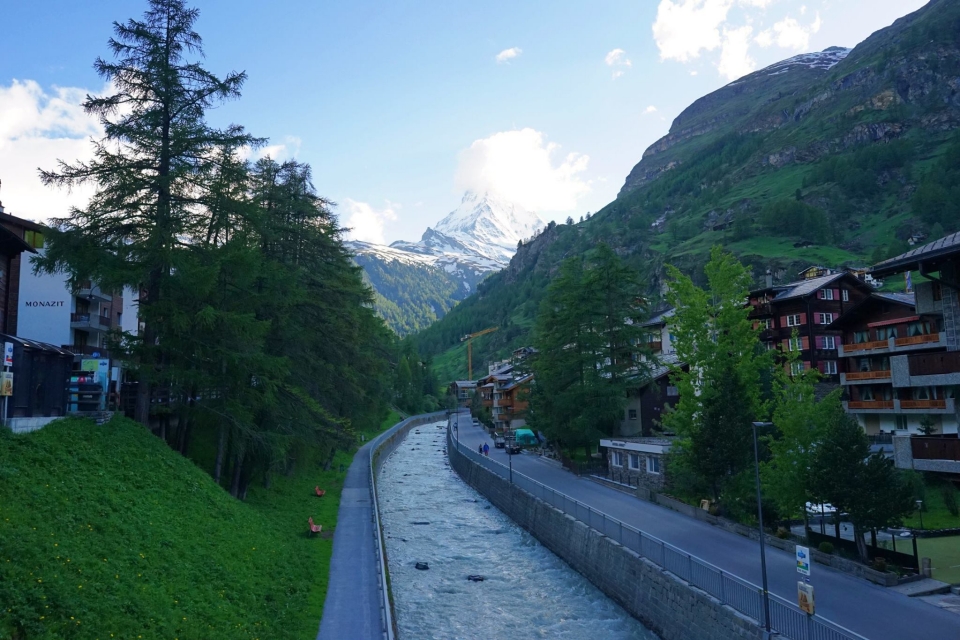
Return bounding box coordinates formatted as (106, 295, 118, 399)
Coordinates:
(505, 438, 522, 455)
(494, 434, 506, 448)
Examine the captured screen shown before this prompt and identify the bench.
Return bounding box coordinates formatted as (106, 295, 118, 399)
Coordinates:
(308, 517, 323, 536)
(314, 486, 326, 497)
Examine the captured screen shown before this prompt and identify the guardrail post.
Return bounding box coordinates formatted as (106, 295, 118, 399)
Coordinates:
(719, 570, 725, 605)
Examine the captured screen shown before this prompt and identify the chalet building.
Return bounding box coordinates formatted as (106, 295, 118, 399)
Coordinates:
(491, 373, 532, 432)
(831, 292, 957, 436)
(449, 380, 477, 408)
(0, 202, 38, 335)
(869, 232, 960, 477)
(748, 269, 874, 380)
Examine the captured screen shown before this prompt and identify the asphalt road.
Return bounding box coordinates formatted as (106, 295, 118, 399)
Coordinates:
(451, 416, 959, 640)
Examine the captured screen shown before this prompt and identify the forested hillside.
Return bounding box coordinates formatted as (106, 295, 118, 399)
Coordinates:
(414, 0, 960, 383)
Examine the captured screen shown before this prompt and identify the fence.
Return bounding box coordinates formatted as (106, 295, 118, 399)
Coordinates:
(448, 424, 869, 640)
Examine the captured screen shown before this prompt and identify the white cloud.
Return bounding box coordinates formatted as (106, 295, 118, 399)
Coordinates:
(755, 29, 774, 47)
(455, 128, 590, 213)
(772, 14, 820, 50)
(0, 79, 103, 223)
(652, 0, 732, 62)
(341, 198, 399, 245)
(690, 70, 699, 75)
(495, 47, 522, 64)
(605, 48, 633, 79)
(644, 105, 658, 114)
(253, 136, 302, 162)
(718, 25, 756, 80)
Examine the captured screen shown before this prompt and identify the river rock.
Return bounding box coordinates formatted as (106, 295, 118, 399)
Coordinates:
(415, 562, 429, 570)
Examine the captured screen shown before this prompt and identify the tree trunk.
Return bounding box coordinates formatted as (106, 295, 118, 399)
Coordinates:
(854, 524, 869, 564)
(213, 425, 227, 485)
(322, 446, 336, 472)
(230, 450, 244, 498)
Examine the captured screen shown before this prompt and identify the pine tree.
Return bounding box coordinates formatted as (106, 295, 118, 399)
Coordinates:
(38, 0, 257, 425)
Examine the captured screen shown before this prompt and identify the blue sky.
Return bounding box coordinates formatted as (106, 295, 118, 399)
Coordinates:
(0, 0, 927, 244)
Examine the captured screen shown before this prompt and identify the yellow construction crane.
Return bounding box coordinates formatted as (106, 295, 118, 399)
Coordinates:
(460, 326, 498, 380)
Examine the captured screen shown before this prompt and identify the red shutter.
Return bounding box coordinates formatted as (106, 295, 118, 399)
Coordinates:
(817, 361, 826, 374)
(813, 314, 820, 325)
(804, 361, 812, 370)
(815, 336, 824, 349)
(780, 315, 787, 328)
(832, 289, 840, 300)
(781, 339, 789, 351)
(799, 313, 807, 324)
(818, 289, 825, 299)
(801, 336, 810, 350)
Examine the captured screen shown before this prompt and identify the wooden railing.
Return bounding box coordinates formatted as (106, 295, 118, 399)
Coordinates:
(894, 333, 941, 347)
(647, 341, 662, 352)
(845, 370, 891, 381)
(843, 339, 889, 353)
(899, 399, 947, 410)
(847, 400, 894, 409)
(909, 351, 960, 376)
(911, 436, 960, 462)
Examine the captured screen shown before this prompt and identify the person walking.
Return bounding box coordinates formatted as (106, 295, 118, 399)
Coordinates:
(478, 444, 483, 455)
(483, 443, 489, 456)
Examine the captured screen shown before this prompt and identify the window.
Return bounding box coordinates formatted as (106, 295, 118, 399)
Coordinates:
(764, 341, 775, 351)
(759, 318, 774, 329)
(842, 289, 850, 302)
(786, 314, 802, 327)
(822, 361, 838, 375)
(628, 409, 637, 420)
(788, 337, 802, 352)
(877, 326, 898, 340)
(895, 416, 909, 431)
(646, 456, 661, 474)
(822, 336, 836, 350)
(853, 330, 870, 344)
(790, 362, 804, 376)
(24, 229, 44, 249)
(907, 321, 931, 337)
(817, 312, 835, 325)
(629, 454, 641, 470)
(819, 288, 835, 300)
(666, 385, 679, 397)
(858, 358, 871, 372)
(612, 451, 623, 467)
(861, 387, 874, 401)
(933, 282, 943, 302)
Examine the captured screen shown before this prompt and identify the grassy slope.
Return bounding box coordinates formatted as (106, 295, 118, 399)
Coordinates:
(0, 411, 400, 640)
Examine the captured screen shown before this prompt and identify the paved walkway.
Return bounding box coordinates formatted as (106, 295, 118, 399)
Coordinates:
(316, 439, 383, 640)
(454, 420, 960, 640)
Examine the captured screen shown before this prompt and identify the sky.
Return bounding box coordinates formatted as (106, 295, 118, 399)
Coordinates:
(0, 0, 928, 245)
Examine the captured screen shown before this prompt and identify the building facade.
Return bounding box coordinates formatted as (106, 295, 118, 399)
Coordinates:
(599, 437, 672, 489)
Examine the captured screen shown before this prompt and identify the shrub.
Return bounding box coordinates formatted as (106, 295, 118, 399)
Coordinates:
(873, 557, 888, 572)
(941, 484, 960, 517)
(776, 527, 790, 539)
(818, 541, 835, 554)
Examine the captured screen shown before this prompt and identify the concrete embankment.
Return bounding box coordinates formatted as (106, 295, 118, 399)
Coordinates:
(447, 429, 765, 640)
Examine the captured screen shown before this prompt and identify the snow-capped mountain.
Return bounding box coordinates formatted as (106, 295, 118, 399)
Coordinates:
(347, 191, 545, 334)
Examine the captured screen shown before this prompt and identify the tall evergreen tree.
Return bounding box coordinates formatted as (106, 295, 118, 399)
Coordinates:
(38, 0, 256, 424)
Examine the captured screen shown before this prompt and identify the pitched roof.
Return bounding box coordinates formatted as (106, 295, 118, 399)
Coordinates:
(874, 291, 915, 306)
(642, 307, 675, 327)
(771, 272, 847, 301)
(870, 231, 960, 277)
(828, 292, 916, 329)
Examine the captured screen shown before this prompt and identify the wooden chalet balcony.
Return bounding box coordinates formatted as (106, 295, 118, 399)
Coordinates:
(899, 399, 947, 410)
(894, 333, 941, 347)
(845, 370, 891, 381)
(847, 400, 894, 410)
(909, 351, 960, 376)
(647, 341, 662, 352)
(911, 436, 960, 462)
(843, 340, 889, 353)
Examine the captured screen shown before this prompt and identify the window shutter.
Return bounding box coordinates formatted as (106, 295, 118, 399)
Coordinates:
(818, 289, 824, 299)
(817, 361, 826, 374)
(804, 361, 812, 370)
(833, 289, 840, 300)
(780, 315, 788, 328)
(799, 313, 807, 324)
(813, 314, 820, 325)
(782, 339, 789, 351)
(815, 336, 824, 349)
(801, 336, 810, 350)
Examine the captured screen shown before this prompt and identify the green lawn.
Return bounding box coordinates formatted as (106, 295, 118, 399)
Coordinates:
(902, 484, 960, 531)
(0, 412, 400, 639)
(918, 537, 960, 585)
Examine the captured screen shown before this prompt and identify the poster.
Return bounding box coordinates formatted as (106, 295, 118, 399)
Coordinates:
(798, 581, 815, 615)
(0, 372, 13, 397)
(3, 342, 12, 367)
(796, 545, 811, 576)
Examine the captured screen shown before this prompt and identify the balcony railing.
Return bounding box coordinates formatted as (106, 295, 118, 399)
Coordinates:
(894, 333, 941, 347)
(911, 436, 960, 462)
(843, 340, 889, 353)
(62, 344, 111, 359)
(76, 281, 113, 302)
(845, 370, 891, 381)
(647, 341, 663, 352)
(899, 399, 947, 410)
(847, 400, 894, 410)
(70, 313, 112, 331)
(909, 351, 960, 376)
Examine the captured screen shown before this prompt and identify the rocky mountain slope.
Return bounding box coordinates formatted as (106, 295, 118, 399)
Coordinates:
(414, 0, 960, 381)
(349, 191, 545, 334)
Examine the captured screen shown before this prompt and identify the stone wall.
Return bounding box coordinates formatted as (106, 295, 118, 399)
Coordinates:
(449, 438, 764, 640)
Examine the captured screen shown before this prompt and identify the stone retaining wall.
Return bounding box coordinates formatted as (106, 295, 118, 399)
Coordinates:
(449, 437, 764, 640)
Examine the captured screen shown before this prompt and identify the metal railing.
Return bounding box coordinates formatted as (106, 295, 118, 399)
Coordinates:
(448, 424, 868, 640)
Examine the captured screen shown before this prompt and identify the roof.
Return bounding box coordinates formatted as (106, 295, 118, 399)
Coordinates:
(771, 272, 846, 301)
(0, 333, 74, 357)
(452, 380, 477, 388)
(642, 307, 675, 327)
(870, 231, 960, 277)
(827, 292, 916, 329)
(0, 224, 35, 256)
(874, 292, 915, 306)
(501, 374, 534, 391)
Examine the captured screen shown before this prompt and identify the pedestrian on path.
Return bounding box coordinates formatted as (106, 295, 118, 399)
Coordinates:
(483, 443, 489, 456)
(478, 444, 483, 454)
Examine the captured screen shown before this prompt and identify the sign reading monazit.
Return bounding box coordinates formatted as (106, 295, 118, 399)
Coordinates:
(24, 301, 66, 307)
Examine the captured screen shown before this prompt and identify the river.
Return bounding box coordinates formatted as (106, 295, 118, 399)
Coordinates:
(377, 421, 658, 640)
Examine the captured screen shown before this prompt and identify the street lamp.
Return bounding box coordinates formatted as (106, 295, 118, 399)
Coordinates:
(508, 444, 513, 484)
(916, 499, 924, 531)
(752, 421, 773, 636)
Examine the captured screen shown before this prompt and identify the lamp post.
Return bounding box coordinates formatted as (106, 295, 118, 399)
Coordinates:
(916, 499, 924, 531)
(508, 444, 513, 484)
(752, 421, 773, 637)
(454, 412, 460, 453)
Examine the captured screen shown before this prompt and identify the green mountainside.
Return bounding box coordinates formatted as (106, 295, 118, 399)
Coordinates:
(415, 0, 960, 383)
